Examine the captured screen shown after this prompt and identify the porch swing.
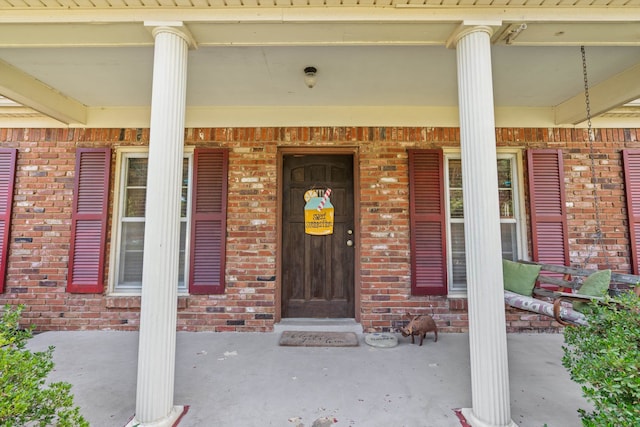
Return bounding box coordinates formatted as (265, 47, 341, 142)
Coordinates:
(503, 46, 640, 326)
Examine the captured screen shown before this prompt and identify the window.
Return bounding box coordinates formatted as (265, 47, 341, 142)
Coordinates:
(445, 153, 522, 293)
(409, 149, 564, 296)
(109, 147, 228, 295)
(111, 150, 191, 294)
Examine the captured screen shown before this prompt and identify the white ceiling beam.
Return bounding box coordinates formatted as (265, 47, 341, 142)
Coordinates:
(0, 23, 154, 48)
(0, 59, 87, 125)
(82, 105, 558, 128)
(555, 62, 640, 125)
(3, 21, 639, 49)
(4, 104, 635, 129)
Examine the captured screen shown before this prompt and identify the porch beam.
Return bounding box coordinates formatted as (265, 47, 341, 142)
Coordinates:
(555, 62, 640, 125)
(0, 59, 86, 125)
(8, 104, 639, 129)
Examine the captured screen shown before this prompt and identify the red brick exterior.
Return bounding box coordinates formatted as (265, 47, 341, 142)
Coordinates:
(1, 126, 639, 333)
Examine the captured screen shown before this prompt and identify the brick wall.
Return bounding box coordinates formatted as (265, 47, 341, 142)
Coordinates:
(1, 126, 639, 333)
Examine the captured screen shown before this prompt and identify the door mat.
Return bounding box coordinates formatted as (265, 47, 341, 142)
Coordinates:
(279, 331, 359, 347)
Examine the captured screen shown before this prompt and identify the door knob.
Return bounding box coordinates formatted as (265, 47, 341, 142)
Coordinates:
(346, 239, 354, 247)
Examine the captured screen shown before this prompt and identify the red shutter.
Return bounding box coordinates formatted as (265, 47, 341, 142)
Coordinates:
(623, 149, 640, 274)
(67, 148, 111, 293)
(408, 149, 447, 295)
(0, 149, 17, 293)
(189, 148, 228, 294)
(527, 149, 569, 270)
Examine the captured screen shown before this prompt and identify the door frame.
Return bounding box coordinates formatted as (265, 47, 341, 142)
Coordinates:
(276, 146, 361, 322)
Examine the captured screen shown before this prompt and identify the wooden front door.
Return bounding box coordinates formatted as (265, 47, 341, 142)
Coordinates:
(282, 154, 355, 318)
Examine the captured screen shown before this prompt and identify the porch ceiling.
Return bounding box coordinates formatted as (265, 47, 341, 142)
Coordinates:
(0, 6, 640, 128)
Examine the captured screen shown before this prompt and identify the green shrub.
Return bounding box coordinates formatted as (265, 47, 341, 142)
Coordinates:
(562, 292, 640, 427)
(0, 305, 89, 427)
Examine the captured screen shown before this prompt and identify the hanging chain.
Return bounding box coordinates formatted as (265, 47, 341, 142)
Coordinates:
(581, 45, 609, 269)
(582, 47, 594, 144)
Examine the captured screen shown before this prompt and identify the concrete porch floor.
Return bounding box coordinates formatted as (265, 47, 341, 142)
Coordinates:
(27, 327, 588, 427)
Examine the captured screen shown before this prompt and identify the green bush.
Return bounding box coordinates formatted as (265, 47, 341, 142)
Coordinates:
(562, 291, 640, 427)
(0, 305, 89, 427)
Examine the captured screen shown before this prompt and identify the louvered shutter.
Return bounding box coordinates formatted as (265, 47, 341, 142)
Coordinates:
(623, 150, 640, 274)
(0, 149, 17, 292)
(408, 149, 447, 295)
(67, 148, 111, 293)
(189, 148, 228, 294)
(527, 149, 569, 271)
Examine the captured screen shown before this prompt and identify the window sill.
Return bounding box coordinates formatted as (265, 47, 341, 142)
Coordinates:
(447, 292, 468, 299)
(106, 295, 189, 309)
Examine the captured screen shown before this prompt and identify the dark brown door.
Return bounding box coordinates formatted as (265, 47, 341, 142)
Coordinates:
(282, 154, 355, 318)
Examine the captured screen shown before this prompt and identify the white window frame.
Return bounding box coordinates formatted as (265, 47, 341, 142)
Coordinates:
(108, 147, 194, 295)
(443, 148, 528, 295)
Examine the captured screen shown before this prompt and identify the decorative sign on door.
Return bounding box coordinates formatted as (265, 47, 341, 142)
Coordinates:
(304, 188, 334, 235)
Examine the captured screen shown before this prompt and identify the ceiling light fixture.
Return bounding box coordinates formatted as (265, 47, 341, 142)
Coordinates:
(304, 66, 317, 88)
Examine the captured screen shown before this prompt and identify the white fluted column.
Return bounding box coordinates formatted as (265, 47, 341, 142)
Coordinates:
(128, 23, 192, 427)
(451, 26, 517, 427)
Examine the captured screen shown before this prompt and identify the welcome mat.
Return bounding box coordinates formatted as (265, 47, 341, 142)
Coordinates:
(279, 331, 359, 347)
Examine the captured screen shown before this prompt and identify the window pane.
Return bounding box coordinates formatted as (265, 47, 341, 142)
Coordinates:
(499, 189, 513, 218)
(449, 159, 464, 219)
(125, 158, 147, 217)
(449, 159, 462, 187)
(450, 189, 464, 218)
(501, 222, 518, 260)
(497, 159, 511, 187)
(498, 159, 514, 219)
(127, 158, 148, 186)
(450, 222, 467, 290)
(125, 188, 147, 217)
(119, 222, 145, 286)
(181, 188, 188, 218)
(181, 158, 189, 217)
(178, 222, 187, 290)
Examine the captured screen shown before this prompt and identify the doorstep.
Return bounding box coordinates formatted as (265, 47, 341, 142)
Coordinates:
(273, 318, 363, 334)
